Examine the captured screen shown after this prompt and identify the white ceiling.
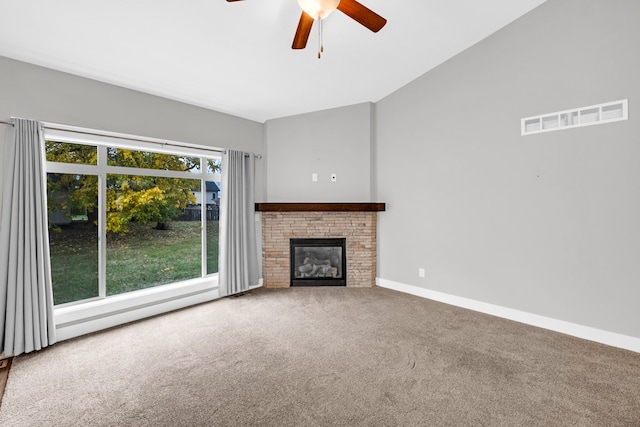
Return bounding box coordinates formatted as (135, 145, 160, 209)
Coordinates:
(0, 0, 547, 123)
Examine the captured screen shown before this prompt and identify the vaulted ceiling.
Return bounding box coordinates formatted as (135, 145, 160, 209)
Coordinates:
(0, 0, 547, 122)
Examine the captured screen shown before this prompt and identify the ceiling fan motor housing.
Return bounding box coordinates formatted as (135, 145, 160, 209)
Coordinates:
(297, 0, 341, 20)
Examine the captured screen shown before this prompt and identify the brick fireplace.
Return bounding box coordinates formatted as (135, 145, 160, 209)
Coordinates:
(257, 203, 385, 288)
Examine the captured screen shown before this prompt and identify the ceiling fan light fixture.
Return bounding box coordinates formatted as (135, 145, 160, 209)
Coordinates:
(296, 0, 340, 20)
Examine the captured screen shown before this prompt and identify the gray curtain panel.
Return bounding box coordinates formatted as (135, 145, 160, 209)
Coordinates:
(218, 150, 259, 297)
(0, 118, 56, 356)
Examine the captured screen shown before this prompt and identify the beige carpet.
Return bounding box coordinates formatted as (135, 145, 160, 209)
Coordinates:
(1, 287, 639, 426)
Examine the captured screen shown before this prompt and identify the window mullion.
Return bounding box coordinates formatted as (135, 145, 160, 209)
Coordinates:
(46, 162, 97, 175)
(106, 165, 200, 180)
(98, 145, 108, 298)
(200, 156, 207, 277)
(201, 177, 207, 277)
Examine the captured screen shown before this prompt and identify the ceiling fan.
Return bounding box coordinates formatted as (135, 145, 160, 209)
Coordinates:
(226, 0, 387, 58)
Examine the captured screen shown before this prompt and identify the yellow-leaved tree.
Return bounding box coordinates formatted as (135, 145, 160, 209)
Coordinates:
(46, 142, 219, 234)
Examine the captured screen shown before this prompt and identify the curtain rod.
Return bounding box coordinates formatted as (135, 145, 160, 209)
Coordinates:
(43, 122, 226, 155)
(46, 124, 263, 158)
(1, 118, 262, 159)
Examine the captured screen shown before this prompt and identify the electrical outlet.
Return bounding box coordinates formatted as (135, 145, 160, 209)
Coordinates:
(331, 173, 337, 182)
(418, 268, 425, 278)
(312, 173, 318, 182)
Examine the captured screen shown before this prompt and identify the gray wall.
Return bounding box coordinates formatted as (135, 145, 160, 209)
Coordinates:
(376, 0, 640, 337)
(2, 0, 639, 340)
(0, 56, 265, 201)
(265, 103, 373, 202)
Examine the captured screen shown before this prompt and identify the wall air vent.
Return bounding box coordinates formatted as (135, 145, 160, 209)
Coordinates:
(521, 99, 628, 136)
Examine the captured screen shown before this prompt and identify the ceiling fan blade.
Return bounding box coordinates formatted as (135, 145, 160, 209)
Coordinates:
(292, 12, 314, 49)
(226, 0, 244, 2)
(337, 0, 387, 32)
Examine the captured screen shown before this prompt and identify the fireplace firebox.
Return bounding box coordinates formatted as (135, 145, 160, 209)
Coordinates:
(290, 238, 346, 286)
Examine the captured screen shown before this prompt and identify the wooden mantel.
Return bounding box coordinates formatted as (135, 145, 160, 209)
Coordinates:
(255, 202, 385, 212)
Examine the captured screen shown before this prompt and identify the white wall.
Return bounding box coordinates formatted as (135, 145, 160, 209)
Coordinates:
(375, 0, 640, 338)
(264, 103, 373, 202)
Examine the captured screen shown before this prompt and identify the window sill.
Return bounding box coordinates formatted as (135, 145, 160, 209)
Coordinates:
(54, 276, 221, 341)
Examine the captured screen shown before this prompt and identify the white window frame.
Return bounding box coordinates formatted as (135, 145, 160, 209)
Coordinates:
(44, 124, 225, 341)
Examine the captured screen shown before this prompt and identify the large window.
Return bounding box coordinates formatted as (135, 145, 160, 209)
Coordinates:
(46, 135, 221, 306)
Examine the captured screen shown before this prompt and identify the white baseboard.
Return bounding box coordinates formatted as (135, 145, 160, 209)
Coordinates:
(376, 278, 640, 354)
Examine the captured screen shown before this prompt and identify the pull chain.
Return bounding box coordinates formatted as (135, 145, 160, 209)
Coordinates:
(318, 18, 324, 59)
